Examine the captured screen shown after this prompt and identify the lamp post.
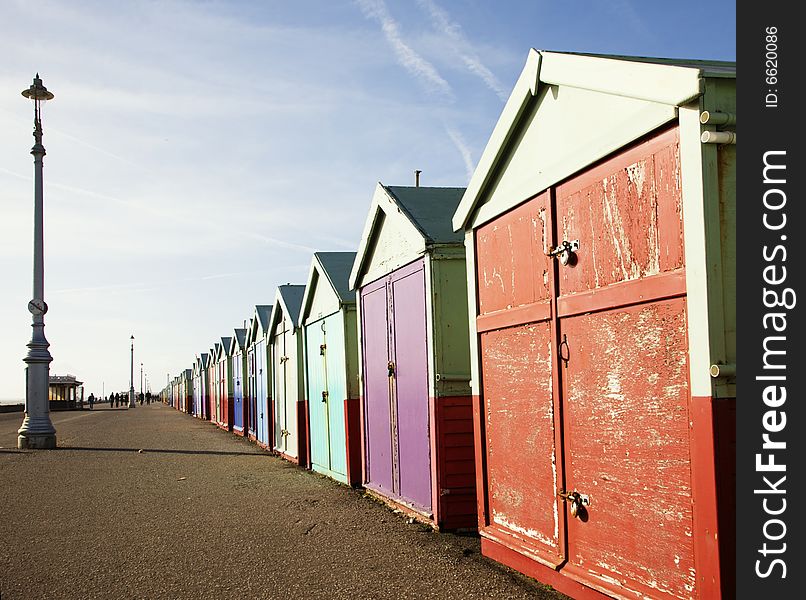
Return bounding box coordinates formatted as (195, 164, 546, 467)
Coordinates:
(18, 74, 56, 450)
(140, 362, 143, 403)
(129, 335, 136, 408)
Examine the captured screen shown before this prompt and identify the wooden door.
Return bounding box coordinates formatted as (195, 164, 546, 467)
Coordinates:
(476, 191, 563, 563)
(389, 261, 431, 511)
(307, 313, 349, 482)
(555, 128, 693, 598)
(273, 321, 289, 454)
(361, 278, 395, 495)
(255, 339, 269, 446)
(361, 260, 431, 512)
(476, 127, 694, 598)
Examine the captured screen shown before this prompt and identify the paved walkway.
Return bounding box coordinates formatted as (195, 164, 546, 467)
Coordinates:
(0, 403, 570, 599)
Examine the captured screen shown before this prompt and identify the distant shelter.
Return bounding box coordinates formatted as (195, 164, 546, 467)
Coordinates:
(48, 375, 84, 410)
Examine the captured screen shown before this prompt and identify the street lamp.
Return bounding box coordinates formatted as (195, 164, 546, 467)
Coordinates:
(18, 74, 56, 450)
(129, 335, 136, 408)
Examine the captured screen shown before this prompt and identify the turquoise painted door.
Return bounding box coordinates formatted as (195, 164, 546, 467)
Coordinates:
(306, 312, 348, 483)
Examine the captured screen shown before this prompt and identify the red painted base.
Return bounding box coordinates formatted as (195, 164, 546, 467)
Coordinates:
(297, 400, 309, 469)
(344, 398, 362, 487)
(276, 450, 300, 465)
(253, 437, 274, 453)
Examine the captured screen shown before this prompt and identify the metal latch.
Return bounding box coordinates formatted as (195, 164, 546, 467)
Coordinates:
(558, 489, 590, 519)
(321, 390, 329, 403)
(320, 344, 327, 356)
(547, 239, 580, 266)
(388, 361, 395, 377)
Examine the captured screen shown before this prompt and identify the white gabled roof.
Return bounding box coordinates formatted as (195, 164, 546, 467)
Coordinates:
(452, 49, 736, 231)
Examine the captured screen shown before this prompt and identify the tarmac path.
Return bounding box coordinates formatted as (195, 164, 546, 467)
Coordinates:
(0, 403, 571, 599)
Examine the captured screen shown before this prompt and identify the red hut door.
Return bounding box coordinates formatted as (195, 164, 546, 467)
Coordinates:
(476, 127, 694, 599)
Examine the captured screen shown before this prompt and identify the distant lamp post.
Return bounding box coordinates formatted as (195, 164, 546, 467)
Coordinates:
(18, 74, 56, 450)
(140, 362, 143, 402)
(129, 335, 136, 408)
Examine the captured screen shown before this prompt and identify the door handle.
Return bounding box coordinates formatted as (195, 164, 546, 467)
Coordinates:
(558, 489, 590, 519)
(547, 239, 580, 266)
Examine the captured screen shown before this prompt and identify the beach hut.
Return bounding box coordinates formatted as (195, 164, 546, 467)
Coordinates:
(205, 346, 217, 423)
(180, 368, 193, 414)
(174, 373, 182, 412)
(215, 337, 233, 431)
(230, 328, 248, 437)
(170, 376, 178, 409)
(192, 356, 204, 418)
(349, 183, 476, 530)
(268, 285, 307, 464)
(299, 252, 361, 486)
(200, 352, 211, 420)
(450, 50, 736, 600)
(243, 319, 257, 439)
(246, 305, 273, 450)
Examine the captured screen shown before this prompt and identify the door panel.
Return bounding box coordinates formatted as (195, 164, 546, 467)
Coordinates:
(306, 321, 329, 471)
(233, 353, 243, 430)
(283, 331, 299, 458)
(561, 299, 694, 598)
(476, 192, 552, 315)
(256, 339, 268, 445)
(361, 283, 394, 494)
(480, 322, 559, 556)
(555, 127, 684, 297)
(273, 327, 287, 453)
(325, 315, 348, 478)
(390, 266, 431, 511)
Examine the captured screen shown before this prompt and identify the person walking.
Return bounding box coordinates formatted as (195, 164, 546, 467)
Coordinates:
(88, 393, 94, 410)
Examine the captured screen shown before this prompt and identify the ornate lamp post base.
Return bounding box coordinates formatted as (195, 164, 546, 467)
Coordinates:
(18, 432, 57, 449)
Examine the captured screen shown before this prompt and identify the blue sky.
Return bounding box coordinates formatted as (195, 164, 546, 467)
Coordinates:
(0, 0, 735, 400)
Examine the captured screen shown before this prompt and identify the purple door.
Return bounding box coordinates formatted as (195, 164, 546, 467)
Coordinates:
(361, 259, 431, 512)
(361, 280, 395, 495)
(390, 264, 431, 510)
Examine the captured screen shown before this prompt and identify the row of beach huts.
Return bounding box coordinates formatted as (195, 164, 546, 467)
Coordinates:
(160, 50, 736, 600)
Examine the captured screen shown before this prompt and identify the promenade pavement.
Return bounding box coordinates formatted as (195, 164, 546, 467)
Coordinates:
(0, 403, 571, 600)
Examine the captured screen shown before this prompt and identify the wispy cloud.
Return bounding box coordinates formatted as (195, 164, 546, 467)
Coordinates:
(445, 126, 475, 182)
(0, 166, 28, 182)
(355, 0, 454, 100)
(607, 0, 655, 41)
(244, 232, 318, 255)
(415, 0, 509, 101)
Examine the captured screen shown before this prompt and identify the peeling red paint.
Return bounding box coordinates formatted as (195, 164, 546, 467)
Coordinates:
(476, 191, 552, 316)
(471, 126, 726, 599)
(562, 299, 695, 599)
(556, 127, 684, 296)
(480, 323, 559, 556)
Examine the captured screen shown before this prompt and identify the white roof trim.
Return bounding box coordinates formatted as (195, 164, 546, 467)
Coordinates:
(452, 49, 710, 231)
(299, 256, 324, 327)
